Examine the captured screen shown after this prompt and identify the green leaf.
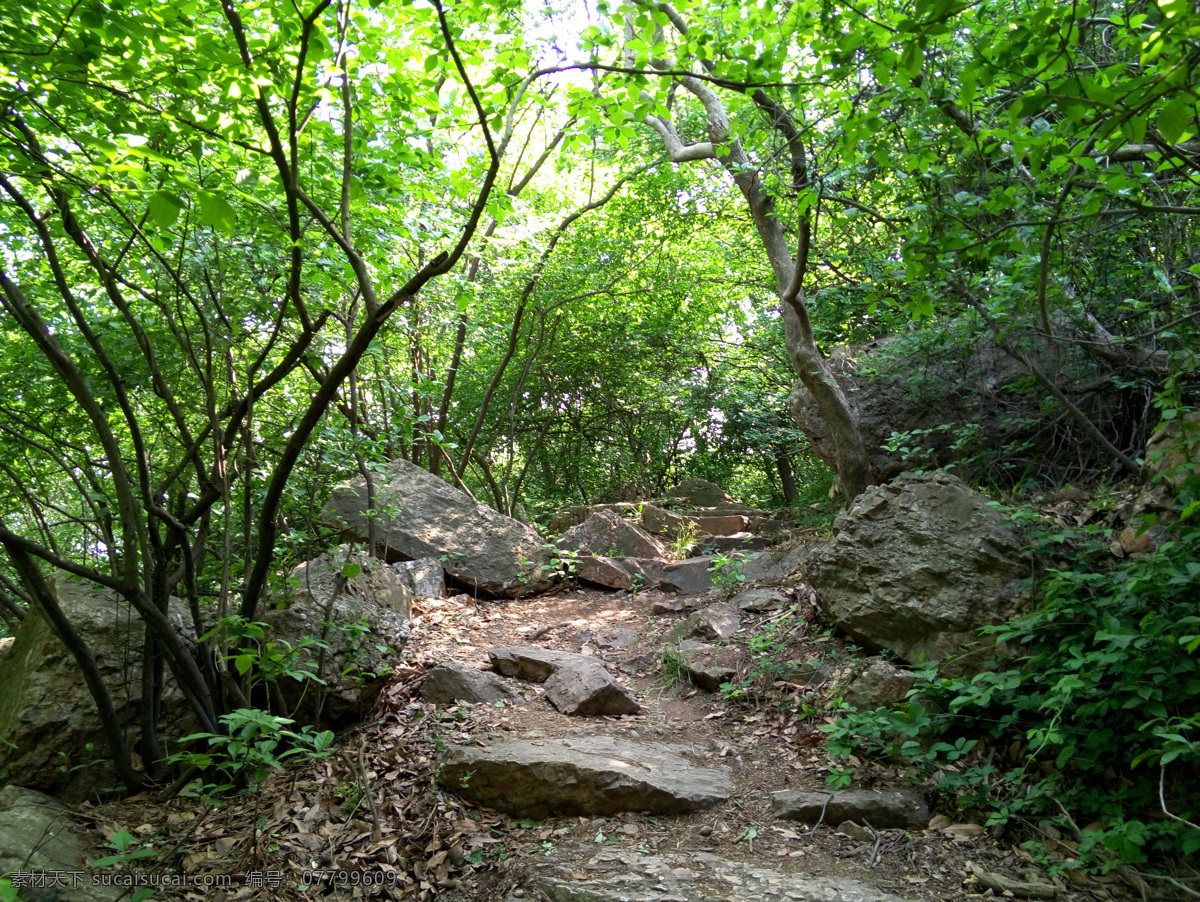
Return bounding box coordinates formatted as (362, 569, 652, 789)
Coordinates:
(195, 190, 236, 235)
(341, 561, 362, 580)
(1157, 94, 1192, 144)
(148, 191, 185, 228)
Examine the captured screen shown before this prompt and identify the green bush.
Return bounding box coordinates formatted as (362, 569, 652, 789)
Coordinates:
(824, 461, 1200, 871)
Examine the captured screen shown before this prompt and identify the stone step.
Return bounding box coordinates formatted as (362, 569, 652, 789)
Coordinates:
(521, 850, 917, 902)
(439, 736, 732, 818)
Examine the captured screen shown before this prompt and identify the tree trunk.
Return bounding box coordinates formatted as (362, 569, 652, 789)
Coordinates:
(774, 449, 798, 506)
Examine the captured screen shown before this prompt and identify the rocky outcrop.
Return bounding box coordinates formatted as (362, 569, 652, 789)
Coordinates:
(559, 510, 663, 559)
(324, 459, 555, 597)
(773, 788, 929, 829)
(0, 574, 197, 800)
(489, 646, 583, 682)
(439, 736, 731, 817)
(806, 473, 1024, 674)
(730, 587, 789, 612)
(0, 785, 123, 902)
(789, 326, 1126, 486)
(263, 548, 411, 727)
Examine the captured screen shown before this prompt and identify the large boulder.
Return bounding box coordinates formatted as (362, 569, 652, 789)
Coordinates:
(790, 325, 1129, 486)
(661, 478, 733, 508)
(262, 548, 411, 727)
(806, 473, 1024, 674)
(0, 574, 197, 801)
(324, 459, 555, 597)
(0, 785, 124, 902)
(559, 510, 664, 559)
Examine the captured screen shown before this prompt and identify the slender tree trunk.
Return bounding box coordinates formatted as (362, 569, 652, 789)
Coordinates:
(774, 450, 798, 506)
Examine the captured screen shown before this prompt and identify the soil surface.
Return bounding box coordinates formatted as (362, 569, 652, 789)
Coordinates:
(78, 579, 1130, 902)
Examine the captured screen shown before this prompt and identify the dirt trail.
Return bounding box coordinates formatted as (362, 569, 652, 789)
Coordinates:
(82, 582, 1117, 902)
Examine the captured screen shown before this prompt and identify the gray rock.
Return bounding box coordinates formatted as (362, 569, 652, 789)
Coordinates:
(548, 503, 643, 535)
(806, 472, 1024, 674)
(779, 658, 833, 686)
(675, 640, 741, 692)
(740, 545, 809, 582)
(391, 557, 445, 598)
(324, 459, 555, 597)
(526, 850, 916, 902)
(560, 510, 664, 560)
(843, 661, 917, 710)
(0, 636, 13, 668)
(489, 646, 586, 682)
(0, 785, 123, 902)
(685, 513, 749, 536)
(574, 555, 634, 590)
(789, 325, 1122, 485)
(0, 574, 197, 800)
(660, 557, 714, 594)
(543, 664, 643, 716)
(595, 628, 639, 650)
(662, 477, 733, 508)
(701, 533, 774, 553)
(773, 789, 930, 829)
(263, 548, 411, 727)
(640, 503, 684, 536)
(440, 736, 731, 817)
(650, 596, 685, 614)
(421, 662, 523, 705)
(731, 587, 789, 612)
(668, 602, 740, 642)
(616, 557, 664, 589)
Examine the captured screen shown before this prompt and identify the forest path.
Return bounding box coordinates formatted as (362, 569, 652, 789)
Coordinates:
(87, 583, 1108, 902)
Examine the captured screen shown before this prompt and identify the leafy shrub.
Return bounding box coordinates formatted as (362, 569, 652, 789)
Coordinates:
(824, 455, 1200, 871)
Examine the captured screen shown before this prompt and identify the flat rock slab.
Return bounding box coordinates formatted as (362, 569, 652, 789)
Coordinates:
(740, 545, 809, 582)
(441, 736, 731, 818)
(660, 557, 714, 594)
(616, 557, 664, 590)
(773, 789, 930, 829)
(668, 602, 740, 642)
(702, 533, 774, 553)
(575, 555, 634, 590)
(522, 850, 916, 902)
(544, 665, 642, 716)
(489, 646, 586, 682)
(731, 587, 790, 612)
(421, 662, 524, 705)
(650, 596, 685, 614)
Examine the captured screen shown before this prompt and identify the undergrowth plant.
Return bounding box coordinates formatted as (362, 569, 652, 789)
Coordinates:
(170, 708, 335, 794)
(822, 428, 1200, 874)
